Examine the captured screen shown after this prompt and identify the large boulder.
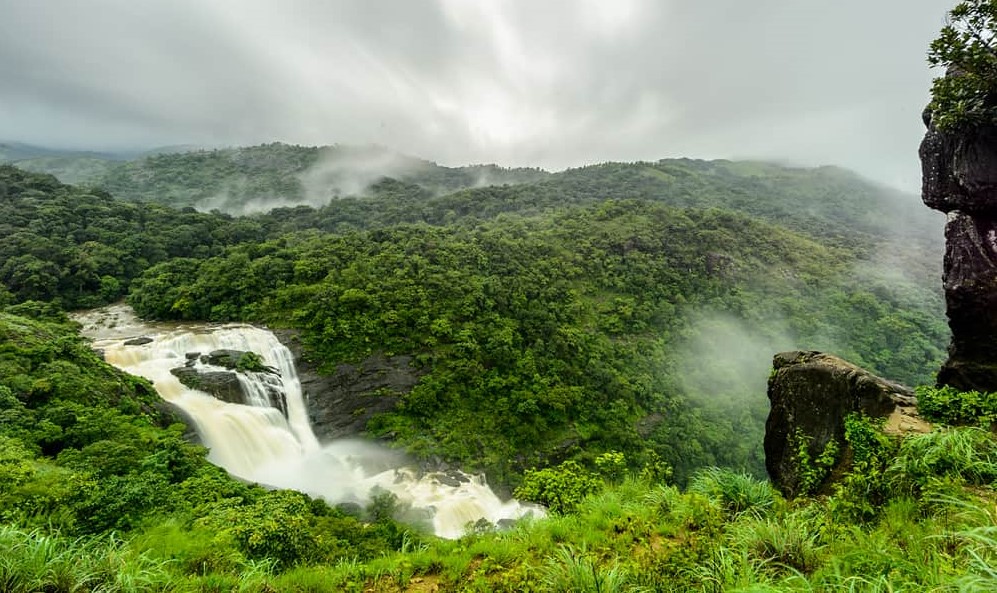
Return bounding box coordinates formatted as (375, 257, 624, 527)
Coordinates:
(170, 351, 287, 416)
(921, 104, 997, 391)
(170, 366, 246, 405)
(764, 351, 922, 498)
(273, 329, 422, 441)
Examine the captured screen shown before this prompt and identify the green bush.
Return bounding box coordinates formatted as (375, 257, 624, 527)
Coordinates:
(728, 511, 825, 575)
(827, 415, 894, 523)
(927, 1, 997, 131)
(916, 385, 997, 426)
(514, 461, 602, 515)
(687, 467, 777, 518)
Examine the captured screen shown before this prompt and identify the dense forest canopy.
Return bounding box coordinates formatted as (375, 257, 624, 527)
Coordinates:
(0, 141, 990, 590)
(0, 152, 948, 487)
(0, 136, 970, 591)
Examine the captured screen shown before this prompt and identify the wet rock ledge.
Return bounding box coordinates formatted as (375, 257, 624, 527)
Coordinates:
(272, 329, 423, 441)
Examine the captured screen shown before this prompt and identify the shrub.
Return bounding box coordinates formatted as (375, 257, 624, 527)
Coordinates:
(728, 510, 826, 575)
(538, 544, 637, 593)
(916, 385, 997, 426)
(514, 461, 602, 515)
(687, 467, 777, 518)
(827, 415, 894, 523)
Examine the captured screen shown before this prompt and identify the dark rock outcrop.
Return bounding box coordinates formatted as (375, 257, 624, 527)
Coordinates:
(153, 400, 203, 444)
(273, 329, 422, 441)
(765, 351, 921, 498)
(170, 366, 246, 405)
(921, 108, 997, 391)
(123, 336, 153, 346)
(170, 351, 287, 416)
(201, 349, 244, 368)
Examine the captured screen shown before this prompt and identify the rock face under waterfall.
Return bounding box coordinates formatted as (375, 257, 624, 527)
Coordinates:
(273, 329, 422, 440)
(765, 351, 921, 498)
(920, 107, 997, 391)
(170, 366, 243, 403)
(170, 349, 288, 416)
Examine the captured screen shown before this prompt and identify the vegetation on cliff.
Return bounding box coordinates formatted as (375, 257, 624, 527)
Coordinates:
(2, 324, 996, 592)
(928, 0, 997, 130)
(0, 130, 974, 591)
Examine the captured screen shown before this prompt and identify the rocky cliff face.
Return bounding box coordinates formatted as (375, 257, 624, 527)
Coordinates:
(273, 329, 422, 441)
(765, 351, 923, 497)
(169, 349, 288, 416)
(921, 111, 997, 391)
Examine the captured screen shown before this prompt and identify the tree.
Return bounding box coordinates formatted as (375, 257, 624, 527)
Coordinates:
(928, 0, 997, 130)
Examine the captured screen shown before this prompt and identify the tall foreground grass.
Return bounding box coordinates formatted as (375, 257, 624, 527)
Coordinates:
(0, 525, 174, 592)
(3, 428, 997, 592)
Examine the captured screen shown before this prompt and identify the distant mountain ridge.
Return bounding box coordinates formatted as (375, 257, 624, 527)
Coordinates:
(2, 141, 550, 212)
(1, 142, 934, 238)
(0, 141, 139, 185)
(2, 140, 944, 289)
(0, 141, 136, 162)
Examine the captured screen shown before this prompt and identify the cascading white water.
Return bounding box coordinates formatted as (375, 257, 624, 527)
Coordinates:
(75, 304, 541, 538)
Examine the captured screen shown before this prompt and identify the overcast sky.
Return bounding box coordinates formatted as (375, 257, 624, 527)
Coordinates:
(0, 0, 956, 190)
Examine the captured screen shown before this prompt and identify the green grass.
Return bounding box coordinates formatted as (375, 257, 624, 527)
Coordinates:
(1, 444, 995, 593)
(0, 525, 176, 593)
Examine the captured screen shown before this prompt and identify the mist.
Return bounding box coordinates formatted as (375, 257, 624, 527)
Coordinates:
(675, 312, 796, 410)
(297, 146, 420, 205)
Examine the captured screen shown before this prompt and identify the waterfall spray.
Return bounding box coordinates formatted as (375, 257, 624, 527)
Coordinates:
(75, 304, 540, 538)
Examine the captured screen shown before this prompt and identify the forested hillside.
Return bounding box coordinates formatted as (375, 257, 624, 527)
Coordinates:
(0, 166, 261, 308)
(129, 201, 943, 483)
(4, 142, 996, 590)
(0, 159, 947, 486)
(1, 142, 943, 248)
(2, 142, 549, 212)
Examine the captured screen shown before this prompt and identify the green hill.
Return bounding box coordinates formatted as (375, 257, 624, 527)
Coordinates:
(7, 142, 938, 256)
(0, 308, 993, 592)
(87, 143, 548, 212)
(1, 154, 991, 593)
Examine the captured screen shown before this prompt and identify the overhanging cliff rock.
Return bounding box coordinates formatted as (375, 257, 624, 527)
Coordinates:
(921, 109, 997, 391)
(765, 351, 925, 497)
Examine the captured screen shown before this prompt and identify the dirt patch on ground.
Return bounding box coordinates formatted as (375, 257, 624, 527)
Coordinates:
(883, 405, 932, 436)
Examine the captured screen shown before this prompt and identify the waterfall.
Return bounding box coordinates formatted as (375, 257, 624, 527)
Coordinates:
(75, 304, 540, 538)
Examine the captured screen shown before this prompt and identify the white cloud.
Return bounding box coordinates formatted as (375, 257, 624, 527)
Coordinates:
(0, 0, 955, 190)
